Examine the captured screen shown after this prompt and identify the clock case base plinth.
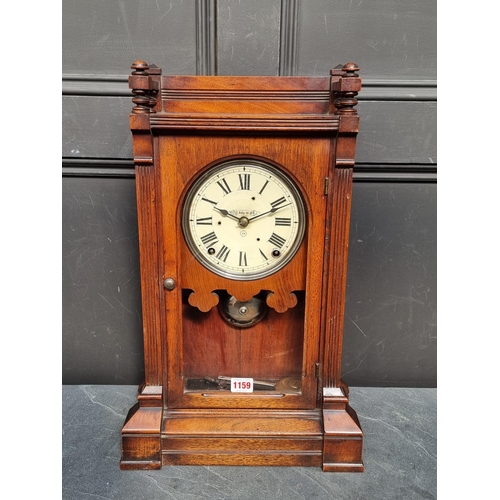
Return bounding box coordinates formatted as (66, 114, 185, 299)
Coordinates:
(120, 384, 363, 471)
(120, 63, 364, 472)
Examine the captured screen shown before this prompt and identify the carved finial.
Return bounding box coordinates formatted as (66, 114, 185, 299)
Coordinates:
(130, 60, 158, 114)
(131, 60, 149, 75)
(331, 63, 361, 115)
(341, 62, 359, 77)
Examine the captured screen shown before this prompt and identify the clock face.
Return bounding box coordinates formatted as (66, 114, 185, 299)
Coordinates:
(182, 159, 306, 280)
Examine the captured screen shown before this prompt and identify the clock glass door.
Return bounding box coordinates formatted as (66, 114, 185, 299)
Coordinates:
(179, 159, 308, 401)
(159, 137, 328, 410)
(181, 288, 306, 395)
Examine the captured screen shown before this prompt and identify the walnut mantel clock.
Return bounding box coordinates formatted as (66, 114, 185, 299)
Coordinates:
(120, 61, 364, 472)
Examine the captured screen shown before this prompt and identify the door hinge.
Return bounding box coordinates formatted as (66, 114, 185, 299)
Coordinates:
(324, 177, 329, 195)
(315, 363, 320, 378)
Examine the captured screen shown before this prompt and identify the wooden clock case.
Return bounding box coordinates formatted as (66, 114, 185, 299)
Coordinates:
(120, 61, 363, 472)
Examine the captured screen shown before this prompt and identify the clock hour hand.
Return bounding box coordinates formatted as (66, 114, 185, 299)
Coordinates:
(213, 206, 240, 222)
(247, 203, 292, 222)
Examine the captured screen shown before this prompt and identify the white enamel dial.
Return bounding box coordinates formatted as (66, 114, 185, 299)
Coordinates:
(182, 159, 306, 280)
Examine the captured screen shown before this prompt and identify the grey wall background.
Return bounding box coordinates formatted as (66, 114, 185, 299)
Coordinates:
(62, 0, 436, 387)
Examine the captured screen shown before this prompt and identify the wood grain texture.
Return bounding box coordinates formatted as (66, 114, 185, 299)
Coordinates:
(129, 73, 163, 389)
(120, 404, 162, 469)
(181, 292, 305, 380)
(135, 166, 162, 387)
(121, 67, 364, 469)
(161, 408, 324, 466)
(321, 166, 354, 388)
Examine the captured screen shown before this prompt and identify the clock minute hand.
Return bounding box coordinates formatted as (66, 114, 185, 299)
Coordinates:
(247, 203, 292, 222)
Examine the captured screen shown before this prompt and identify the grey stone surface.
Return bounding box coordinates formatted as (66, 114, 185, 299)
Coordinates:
(62, 386, 436, 499)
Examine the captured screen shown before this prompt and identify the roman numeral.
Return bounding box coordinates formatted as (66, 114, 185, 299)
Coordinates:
(216, 178, 232, 195)
(201, 197, 217, 205)
(215, 245, 231, 262)
(238, 173, 251, 190)
(239, 251, 248, 267)
(201, 231, 219, 247)
(259, 180, 269, 195)
(275, 217, 291, 226)
(259, 248, 268, 261)
(268, 232, 286, 248)
(270, 196, 287, 209)
(196, 216, 213, 225)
